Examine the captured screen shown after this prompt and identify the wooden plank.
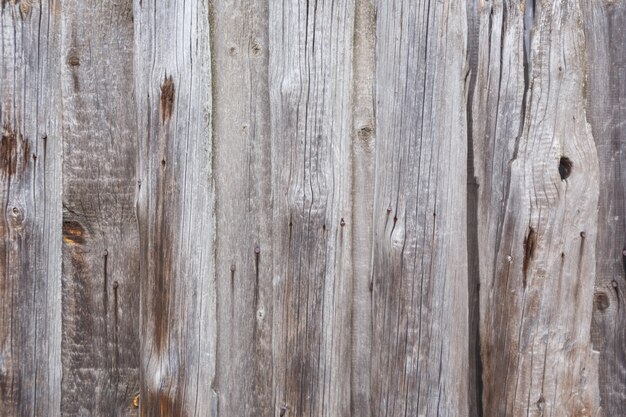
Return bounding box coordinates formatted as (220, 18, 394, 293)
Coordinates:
(474, 1, 601, 415)
(465, 1, 483, 415)
(268, 1, 355, 415)
(60, 1, 140, 415)
(350, 0, 376, 415)
(133, 0, 216, 415)
(210, 0, 273, 416)
(370, 1, 469, 415)
(469, 1, 526, 414)
(0, 2, 62, 416)
(583, 1, 626, 415)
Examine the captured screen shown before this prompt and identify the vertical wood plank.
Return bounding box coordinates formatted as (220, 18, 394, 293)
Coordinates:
(371, 0, 469, 415)
(476, 1, 601, 415)
(470, 1, 526, 414)
(583, 1, 626, 415)
(268, 1, 355, 415)
(350, 0, 376, 415)
(210, 0, 273, 416)
(134, 0, 216, 415)
(60, 1, 140, 415)
(0, 2, 62, 415)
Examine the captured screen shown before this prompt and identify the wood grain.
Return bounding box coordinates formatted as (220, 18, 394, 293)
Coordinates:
(60, 1, 140, 415)
(370, 0, 469, 415)
(583, 1, 626, 415)
(134, 0, 216, 415)
(0, 2, 62, 416)
(474, 1, 601, 415)
(210, 0, 273, 416)
(268, 1, 355, 415)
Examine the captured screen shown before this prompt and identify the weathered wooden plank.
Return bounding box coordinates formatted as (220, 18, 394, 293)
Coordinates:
(474, 1, 601, 415)
(60, 1, 140, 415)
(0, 2, 63, 416)
(268, 1, 355, 415)
(370, 1, 469, 415)
(583, 1, 626, 415)
(465, 1, 483, 415)
(350, 0, 375, 415)
(210, 0, 273, 416)
(133, 0, 216, 415)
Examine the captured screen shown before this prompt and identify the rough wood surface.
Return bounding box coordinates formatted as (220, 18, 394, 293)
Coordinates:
(60, 1, 140, 415)
(583, 1, 626, 415)
(473, 1, 601, 415)
(133, 0, 216, 415)
(370, 1, 469, 415)
(268, 1, 355, 415)
(211, 0, 273, 416)
(0, 2, 62, 415)
(1, 1, 625, 416)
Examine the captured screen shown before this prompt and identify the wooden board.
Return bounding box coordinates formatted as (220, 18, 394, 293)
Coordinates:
(133, 0, 216, 415)
(211, 0, 273, 416)
(60, 0, 140, 415)
(583, 1, 626, 415)
(370, 1, 469, 415)
(473, 1, 601, 415)
(0, 2, 62, 415)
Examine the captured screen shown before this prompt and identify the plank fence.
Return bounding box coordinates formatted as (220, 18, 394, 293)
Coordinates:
(0, 1, 624, 416)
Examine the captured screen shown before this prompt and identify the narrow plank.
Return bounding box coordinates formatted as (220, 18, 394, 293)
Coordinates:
(60, 1, 140, 415)
(0, 2, 62, 416)
(583, 1, 626, 415)
(465, 0, 483, 415)
(210, 0, 273, 416)
(470, 1, 526, 414)
(476, 1, 601, 415)
(268, 1, 355, 415)
(133, 0, 216, 415)
(371, 0, 469, 415)
(350, 0, 376, 415)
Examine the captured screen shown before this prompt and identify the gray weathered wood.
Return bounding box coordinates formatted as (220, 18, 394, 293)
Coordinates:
(0, 2, 62, 416)
(268, 1, 355, 415)
(133, 0, 216, 415)
(60, 1, 140, 415)
(473, 1, 601, 415)
(211, 0, 273, 416)
(350, 0, 376, 415)
(370, 1, 469, 415)
(583, 1, 626, 415)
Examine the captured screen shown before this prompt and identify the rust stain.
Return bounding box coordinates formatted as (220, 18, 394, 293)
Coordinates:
(160, 75, 175, 123)
(63, 220, 87, 245)
(522, 227, 537, 287)
(0, 123, 29, 177)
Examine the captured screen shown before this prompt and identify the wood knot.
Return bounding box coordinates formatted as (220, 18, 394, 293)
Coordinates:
(63, 220, 87, 245)
(558, 156, 573, 180)
(67, 55, 80, 67)
(594, 291, 610, 311)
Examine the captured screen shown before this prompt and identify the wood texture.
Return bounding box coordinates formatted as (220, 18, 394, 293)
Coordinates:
(0, 2, 62, 415)
(473, 1, 601, 415)
(133, 0, 216, 415)
(60, 1, 140, 415)
(370, 1, 469, 415)
(268, 1, 355, 415)
(211, 0, 273, 416)
(1, 1, 625, 416)
(583, 1, 626, 415)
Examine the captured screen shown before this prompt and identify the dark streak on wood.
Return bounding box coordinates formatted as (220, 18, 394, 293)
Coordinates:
(160, 75, 175, 123)
(522, 227, 537, 286)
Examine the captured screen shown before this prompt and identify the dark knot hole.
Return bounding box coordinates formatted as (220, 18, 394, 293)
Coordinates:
(559, 156, 573, 180)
